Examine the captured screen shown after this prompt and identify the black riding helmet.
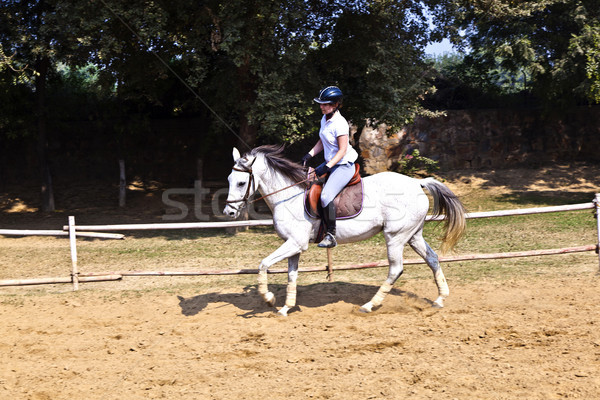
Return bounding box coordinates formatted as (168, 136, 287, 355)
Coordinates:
(313, 86, 343, 104)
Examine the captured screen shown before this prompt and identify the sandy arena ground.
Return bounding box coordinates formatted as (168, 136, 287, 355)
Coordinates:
(1, 273, 599, 399)
(2, 163, 600, 399)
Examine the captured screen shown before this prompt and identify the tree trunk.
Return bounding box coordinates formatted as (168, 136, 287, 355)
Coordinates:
(119, 159, 126, 207)
(0, 134, 5, 191)
(35, 56, 55, 212)
(196, 158, 203, 186)
(237, 59, 258, 150)
(238, 116, 258, 151)
(229, 60, 259, 232)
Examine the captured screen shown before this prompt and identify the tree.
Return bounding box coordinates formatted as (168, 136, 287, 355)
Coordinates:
(0, 0, 128, 210)
(430, 0, 600, 107)
(163, 0, 353, 148)
(0, 0, 69, 211)
(312, 2, 435, 131)
(1, 0, 443, 197)
(116, 0, 436, 148)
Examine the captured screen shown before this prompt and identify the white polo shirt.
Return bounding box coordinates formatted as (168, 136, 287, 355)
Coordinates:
(319, 111, 358, 164)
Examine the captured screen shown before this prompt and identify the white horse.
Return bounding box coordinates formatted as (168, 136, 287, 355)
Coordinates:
(223, 145, 466, 316)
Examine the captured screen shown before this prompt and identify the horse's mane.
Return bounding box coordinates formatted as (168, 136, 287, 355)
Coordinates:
(249, 145, 309, 189)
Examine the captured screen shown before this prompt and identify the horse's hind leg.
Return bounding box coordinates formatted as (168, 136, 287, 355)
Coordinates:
(359, 234, 405, 313)
(409, 231, 449, 308)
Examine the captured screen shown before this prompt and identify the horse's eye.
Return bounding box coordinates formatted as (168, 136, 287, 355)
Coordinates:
(237, 182, 246, 187)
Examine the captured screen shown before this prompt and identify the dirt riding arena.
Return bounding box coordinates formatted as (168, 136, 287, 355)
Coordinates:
(1, 165, 600, 399)
(1, 275, 599, 399)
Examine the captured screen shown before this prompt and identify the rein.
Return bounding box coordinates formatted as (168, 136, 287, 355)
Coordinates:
(226, 165, 314, 209)
(252, 175, 312, 204)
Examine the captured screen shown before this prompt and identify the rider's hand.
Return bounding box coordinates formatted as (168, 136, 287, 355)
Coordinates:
(301, 153, 312, 166)
(314, 164, 331, 177)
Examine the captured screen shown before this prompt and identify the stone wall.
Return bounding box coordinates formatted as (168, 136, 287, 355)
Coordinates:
(359, 107, 600, 174)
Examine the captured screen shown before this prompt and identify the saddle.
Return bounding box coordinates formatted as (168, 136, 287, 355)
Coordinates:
(304, 163, 364, 220)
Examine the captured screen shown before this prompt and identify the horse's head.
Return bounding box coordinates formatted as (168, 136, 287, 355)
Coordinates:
(223, 145, 307, 219)
(223, 147, 259, 219)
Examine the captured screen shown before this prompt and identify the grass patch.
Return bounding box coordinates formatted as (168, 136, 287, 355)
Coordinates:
(1, 165, 599, 295)
(494, 191, 597, 206)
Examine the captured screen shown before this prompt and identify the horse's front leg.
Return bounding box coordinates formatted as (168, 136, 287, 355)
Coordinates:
(258, 238, 303, 308)
(277, 253, 299, 317)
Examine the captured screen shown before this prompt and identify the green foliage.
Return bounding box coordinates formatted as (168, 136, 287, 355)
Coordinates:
(424, 52, 527, 109)
(310, 3, 435, 132)
(572, 22, 600, 103)
(1, 0, 439, 147)
(392, 149, 439, 177)
(430, 0, 600, 107)
(0, 70, 33, 139)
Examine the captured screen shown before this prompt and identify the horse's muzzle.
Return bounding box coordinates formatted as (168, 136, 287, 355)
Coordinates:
(223, 204, 239, 219)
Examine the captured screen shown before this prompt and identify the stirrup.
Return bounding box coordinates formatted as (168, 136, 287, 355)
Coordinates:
(318, 232, 337, 248)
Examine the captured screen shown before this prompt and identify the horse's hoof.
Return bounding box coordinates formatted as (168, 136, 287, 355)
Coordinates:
(276, 305, 290, 317)
(432, 297, 445, 308)
(358, 305, 372, 313)
(264, 292, 276, 307)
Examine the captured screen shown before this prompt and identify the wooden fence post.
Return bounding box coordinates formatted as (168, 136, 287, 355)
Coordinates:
(68, 216, 80, 291)
(326, 248, 334, 282)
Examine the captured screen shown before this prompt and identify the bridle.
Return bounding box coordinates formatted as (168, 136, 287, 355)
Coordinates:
(225, 158, 315, 211)
(225, 158, 257, 212)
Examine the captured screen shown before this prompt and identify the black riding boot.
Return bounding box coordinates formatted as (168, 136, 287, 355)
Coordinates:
(318, 202, 337, 248)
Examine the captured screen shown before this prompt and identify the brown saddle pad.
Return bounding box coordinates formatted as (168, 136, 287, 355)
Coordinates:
(304, 163, 364, 220)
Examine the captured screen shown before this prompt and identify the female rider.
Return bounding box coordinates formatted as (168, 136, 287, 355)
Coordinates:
(301, 86, 358, 248)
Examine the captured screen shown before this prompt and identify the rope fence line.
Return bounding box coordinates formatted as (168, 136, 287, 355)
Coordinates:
(1, 195, 599, 289)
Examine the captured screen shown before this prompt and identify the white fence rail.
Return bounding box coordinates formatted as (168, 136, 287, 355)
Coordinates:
(59, 202, 596, 231)
(0, 229, 124, 240)
(1, 194, 599, 289)
(436, 202, 595, 220)
(62, 219, 274, 231)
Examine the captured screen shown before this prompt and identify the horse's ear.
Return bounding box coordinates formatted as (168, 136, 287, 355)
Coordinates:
(232, 147, 241, 162)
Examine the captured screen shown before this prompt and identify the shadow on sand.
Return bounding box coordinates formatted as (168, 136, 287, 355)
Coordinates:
(177, 281, 436, 318)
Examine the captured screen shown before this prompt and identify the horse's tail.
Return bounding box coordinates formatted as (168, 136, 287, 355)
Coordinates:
(419, 177, 467, 254)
